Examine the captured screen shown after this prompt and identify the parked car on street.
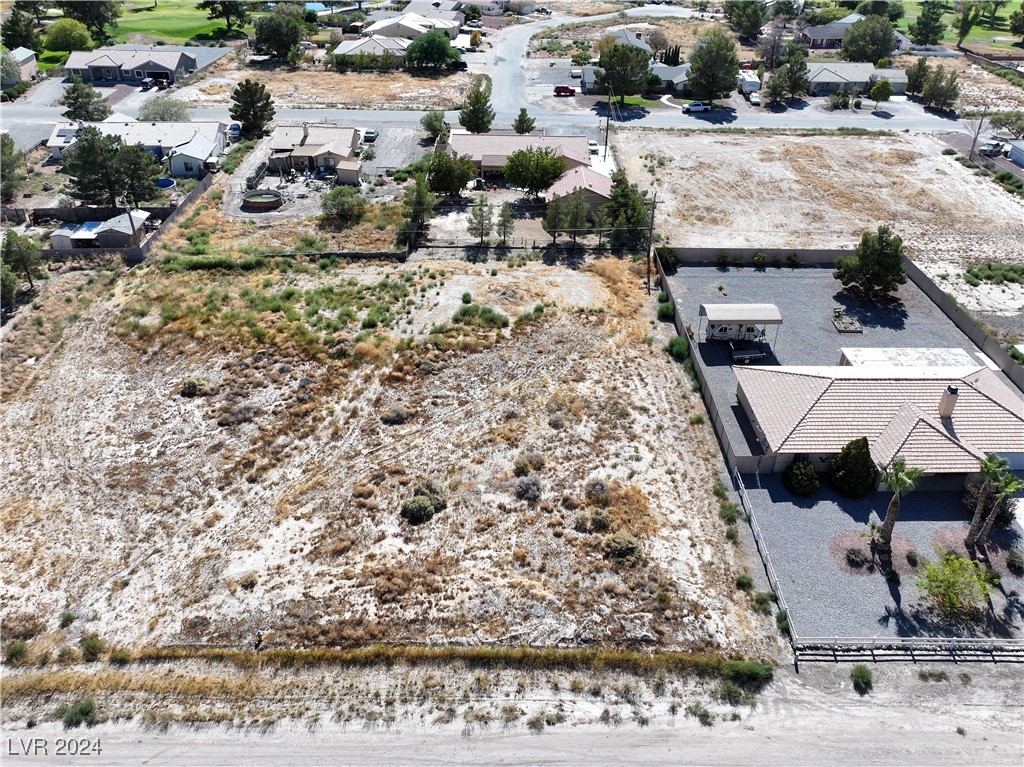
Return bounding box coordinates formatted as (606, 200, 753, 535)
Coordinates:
(361, 129, 379, 143)
(554, 85, 576, 96)
(978, 141, 1005, 157)
(588, 140, 600, 154)
(681, 100, 712, 113)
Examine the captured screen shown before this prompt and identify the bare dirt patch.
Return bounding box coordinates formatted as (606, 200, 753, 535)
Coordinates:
(175, 53, 475, 109)
(894, 54, 1024, 111)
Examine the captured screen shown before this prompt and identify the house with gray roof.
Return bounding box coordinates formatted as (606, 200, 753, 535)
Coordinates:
(806, 62, 906, 96)
(333, 35, 412, 64)
(445, 130, 591, 175)
(608, 28, 653, 56)
(269, 122, 361, 181)
(65, 47, 197, 85)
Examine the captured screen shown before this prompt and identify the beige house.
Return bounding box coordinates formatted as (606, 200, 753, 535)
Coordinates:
(446, 131, 591, 175)
(2, 47, 38, 86)
(269, 123, 361, 183)
(332, 35, 411, 64)
(546, 166, 613, 213)
(364, 13, 460, 40)
(735, 365, 1024, 474)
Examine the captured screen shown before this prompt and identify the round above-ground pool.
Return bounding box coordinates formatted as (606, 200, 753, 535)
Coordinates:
(242, 189, 282, 211)
(156, 177, 176, 191)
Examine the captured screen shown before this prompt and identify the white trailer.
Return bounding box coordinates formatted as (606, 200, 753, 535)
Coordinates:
(737, 70, 761, 94)
(699, 303, 782, 343)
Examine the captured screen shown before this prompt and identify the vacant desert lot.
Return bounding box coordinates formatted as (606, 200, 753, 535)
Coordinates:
(0, 254, 768, 658)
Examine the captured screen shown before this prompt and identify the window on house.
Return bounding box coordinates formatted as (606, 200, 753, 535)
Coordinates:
(135, 70, 144, 77)
(184, 161, 194, 172)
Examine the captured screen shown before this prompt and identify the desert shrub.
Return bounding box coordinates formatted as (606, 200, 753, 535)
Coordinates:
(452, 303, 509, 329)
(1007, 551, 1024, 574)
(782, 460, 819, 497)
(828, 437, 877, 498)
(461, 291, 472, 304)
(916, 551, 998, 619)
(885, 569, 900, 585)
(180, 377, 208, 397)
(664, 335, 689, 361)
(526, 712, 545, 732)
(6, 642, 28, 664)
(79, 633, 104, 662)
(787, 253, 801, 269)
(716, 251, 730, 269)
(590, 507, 611, 532)
(735, 574, 754, 591)
(401, 495, 436, 525)
(572, 512, 590, 533)
(718, 500, 740, 524)
(752, 591, 775, 615)
(584, 477, 609, 505)
(918, 668, 949, 682)
(513, 450, 545, 476)
(685, 701, 714, 727)
(776, 609, 790, 635)
(714, 681, 753, 706)
(906, 550, 920, 568)
(515, 475, 543, 502)
(689, 413, 705, 425)
(59, 611, 77, 629)
(57, 699, 97, 728)
(941, 147, 956, 155)
(1, 613, 44, 641)
(655, 246, 679, 273)
(238, 571, 258, 590)
(752, 252, 767, 269)
(846, 547, 871, 568)
(725, 525, 739, 542)
(605, 531, 642, 562)
(108, 648, 132, 666)
(851, 665, 872, 693)
(656, 301, 675, 321)
(57, 646, 79, 664)
(380, 404, 414, 425)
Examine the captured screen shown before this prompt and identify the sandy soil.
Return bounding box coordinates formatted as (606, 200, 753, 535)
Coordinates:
(616, 129, 1024, 321)
(531, 18, 743, 60)
(894, 55, 1024, 111)
(0, 256, 766, 656)
(173, 52, 475, 110)
(1, 662, 1020, 766)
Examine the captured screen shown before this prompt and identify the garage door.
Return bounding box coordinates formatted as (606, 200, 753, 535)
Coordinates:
(146, 71, 170, 82)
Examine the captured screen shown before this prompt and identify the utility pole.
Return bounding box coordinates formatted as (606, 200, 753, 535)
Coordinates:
(646, 191, 657, 294)
(604, 85, 614, 158)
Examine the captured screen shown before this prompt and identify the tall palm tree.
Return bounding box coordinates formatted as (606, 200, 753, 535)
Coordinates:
(965, 455, 1009, 550)
(876, 457, 924, 554)
(977, 475, 1024, 550)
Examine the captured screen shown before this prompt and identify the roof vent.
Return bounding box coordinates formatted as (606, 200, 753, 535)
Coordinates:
(938, 385, 959, 418)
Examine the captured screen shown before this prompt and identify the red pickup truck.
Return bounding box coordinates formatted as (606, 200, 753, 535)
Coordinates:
(554, 85, 576, 96)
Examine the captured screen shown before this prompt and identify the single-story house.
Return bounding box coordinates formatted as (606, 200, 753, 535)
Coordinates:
(445, 130, 591, 175)
(1007, 139, 1024, 168)
(400, 1, 465, 23)
(650, 63, 692, 95)
(364, 13, 460, 40)
(268, 123, 361, 181)
(2, 46, 38, 86)
(546, 166, 613, 213)
(607, 28, 653, 56)
(801, 13, 866, 48)
(735, 365, 1024, 474)
(333, 35, 412, 64)
(47, 121, 227, 176)
(64, 48, 197, 84)
(50, 210, 150, 250)
(806, 62, 907, 96)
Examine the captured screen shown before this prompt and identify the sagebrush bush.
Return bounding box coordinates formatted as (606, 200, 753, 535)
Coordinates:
(108, 648, 132, 666)
(57, 699, 97, 728)
(782, 460, 819, 497)
(735, 574, 754, 591)
(851, 665, 873, 693)
(656, 301, 675, 321)
(59, 611, 77, 629)
(605, 531, 642, 562)
(846, 547, 871, 568)
(664, 335, 689, 361)
(80, 633, 104, 663)
(590, 507, 611, 532)
(380, 404, 414, 425)
(6, 642, 28, 664)
(515, 475, 543, 503)
(752, 591, 775, 615)
(401, 495, 436, 525)
(584, 477, 609, 505)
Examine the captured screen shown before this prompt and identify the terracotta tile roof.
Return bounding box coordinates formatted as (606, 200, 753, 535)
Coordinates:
(872, 405, 986, 473)
(735, 365, 1024, 471)
(547, 166, 613, 201)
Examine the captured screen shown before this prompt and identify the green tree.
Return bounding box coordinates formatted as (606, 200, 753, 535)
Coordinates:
(466, 196, 493, 245)
(953, 2, 981, 46)
(420, 110, 448, 140)
(2, 229, 44, 294)
(732, 0, 769, 40)
(916, 552, 997, 619)
(427, 150, 474, 197)
(764, 67, 788, 104)
(842, 15, 895, 62)
(254, 13, 301, 59)
(117, 144, 162, 207)
(458, 80, 494, 134)
(906, 56, 931, 95)
(834, 224, 908, 298)
(54, 1, 120, 41)
(828, 437, 878, 498)
(196, 1, 252, 34)
(785, 50, 810, 97)
(137, 95, 192, 122)
(869, 77, 894, 110)
(562, 188, 591, 245)
(662, 44, 682, 67)
(542, 195, 566, 246)
(14, 1, 48, 24)
(44, 18, 94, 52)
(502, 147, 567, 197)
(1010, 8, 1024, 41)
(770, 0, 798, 18)
(648, 28, 669, 56)
(984, 0, 1008, 27)
(595, 43, 653, 105)
(604, 171, 649, 247)
(965, 455, 1010, 549)
(856, 0, 903, 19)
(688, 29, 740, 103)
(229, 79, 275, 136)
(321, 185, 366, 226)
(405, 29, 459, 68)
(921, 64, 960, 110)
(989, 110, 1024, 138)
(1, 261, 18, 307)
(1, 8, 41, 51)
(1, 50, 20, 86)
(909, 0, 947, 44)
(978, 475, 1024, 548)
(496, 202, 515, 246)
(875, 457, 924, 554)
(1, 134, 25, 205)
(63, 127, 161, 207)
(512, 107, 535, 135)
(398, 172, 437, 246)
(58, 75, 111, 121)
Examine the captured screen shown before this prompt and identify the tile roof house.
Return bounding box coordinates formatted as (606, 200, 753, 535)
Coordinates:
(445, 131, 591, 175)
(268, 123, 361, 182)
(2, 46, 38, 86)
(333, 35, 412, 64)
(734, 365, 1024, 474)
(546, 166, 614, 213)
(65, 48, 197, 84)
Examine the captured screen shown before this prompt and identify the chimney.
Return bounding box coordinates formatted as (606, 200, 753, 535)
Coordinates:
(636, 32, 642, 40)
(938, 385, 959, 418)
(302, 123, 309, 138)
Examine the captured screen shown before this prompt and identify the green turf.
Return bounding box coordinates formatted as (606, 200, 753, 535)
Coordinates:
(113, 0, 254, 45)
(620, 95, 667, 108)
(37, 50, 69, 73)
(897, 1, 1024, 52)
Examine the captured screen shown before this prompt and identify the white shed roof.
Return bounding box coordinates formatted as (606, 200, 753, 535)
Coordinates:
(699, 303, 783, 324)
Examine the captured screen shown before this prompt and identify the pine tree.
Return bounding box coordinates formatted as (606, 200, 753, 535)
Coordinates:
(828, 437, 878, 498)
(459, 81, 495, 133)
(909, 0, 947, 45)
(496, 203, 515, 246)
(1, 7, 41, 51)
(542, 196, 566, 246)
(785, 50, 810, 98)
(512, 108, 535, 135)
(466, 196, 493, 245)
(906, 57, 930, 95)
(58, 75, 112, 122)
(563, 189, 591, 245)
(229, 79, 275, 136)
(604, 172, 650, 246)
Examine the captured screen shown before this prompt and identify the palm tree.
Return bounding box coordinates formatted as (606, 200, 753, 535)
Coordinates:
(876, 457, 924, 554)
(976, 475, 1024, 550)
(965, 455, 1009, 550)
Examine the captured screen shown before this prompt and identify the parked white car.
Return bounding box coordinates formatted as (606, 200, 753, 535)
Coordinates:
(681, 100, 712, 113)
(749, 92, 762, 106)
(588, 140, 600, 155)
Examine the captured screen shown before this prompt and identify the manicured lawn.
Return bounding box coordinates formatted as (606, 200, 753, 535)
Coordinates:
(897, 1, 1024, 51)
(113, 0, 253, 45)
(621, 95, 668, 108)
(37, 50, 69, 73)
